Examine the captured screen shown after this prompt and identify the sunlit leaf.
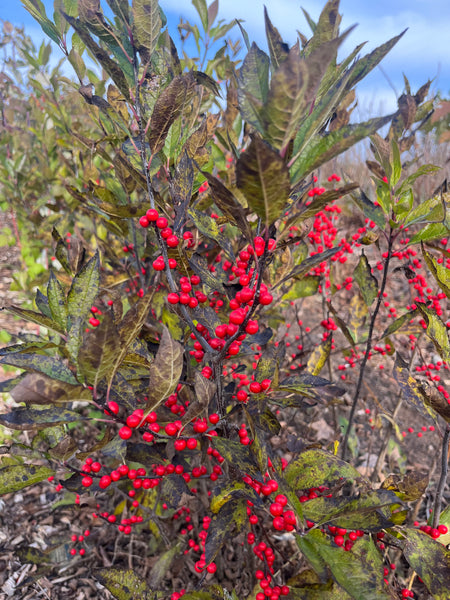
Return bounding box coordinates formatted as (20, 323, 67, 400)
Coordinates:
(95, 568, 153, 600)
(0, 464, 54, 495)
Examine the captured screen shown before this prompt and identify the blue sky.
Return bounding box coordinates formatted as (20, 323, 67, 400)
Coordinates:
(3, 0, 449, 116)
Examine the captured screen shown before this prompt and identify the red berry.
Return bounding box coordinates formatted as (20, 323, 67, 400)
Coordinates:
(167, 293, 180, 304)
(229, 309, 246, 325)
(99, 475, 112, 489)
(249, 381, 262, 394)
(107, 401, 119, 415)
(119, 426, 132, 440)
(152, 257, 165, 271)
(166, 235, 179, 248)
(272, 516, 285, 530)
(334, 535, 345, 546)
(259, 292, 273, 305)
(146, 208, 159, 221)
(187, 438, 198, 450)
(174, 439, 186, 451)
(139, 215, 150, 228)
(89, 317, 100, 327)
(127, 414, 141, 428)
(270, 502, 283, 516)
(165, 422, 179, 436)
(81, 476, 93, 487)
(209, 413, 220, 425)
(245, 320, 259, 335)
(236, 390, 248, 402)
(156, 217, 168, 229)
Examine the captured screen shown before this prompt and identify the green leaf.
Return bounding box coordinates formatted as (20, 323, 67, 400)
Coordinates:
(188, 253, 227, 295)
(236, 135, 290, 227)
(350, 188, 386, 229)
(62, 13, 131, 100)
(0, 464, 54, 495)
(353, 252, 378, 306)
(0, 407, 82, 430)
(192, 0, 208, 31)
(204, 498, 247, 566)
(67, 251, 100, 323)
(402, 528, 450, 599)
(289, 114, 395, 182)
(78, 312, 119, 387)
(274, 247, 340, 289)
(95, 568, 153, 600)
(132, 0, 161, 62)
(416, 303, 450, 362)
(149, 73, 197, 154)
(210, 482, 247, 513)
(255, 343, 284, 388)
(188, 208, 235, 260)
(263, 6, 289, 69)
(281, 275, 319, 299)
(381, 309, 418, 338)
(47, 271, 67, 331)
(3, 306, 65, 336)
(145, 326, 183, 414)
(395, 164, 441, 197)
(108, 291, 155, 391)
(422, 243, 450, 299)
(0, 353, 78, 386)
(237, 42, 269, 132)
(148, 542, 182, 589)
(303, 0, 341, 55)
(22, 0, 62, 46)
(66, 252, 100, 361)
(302, 489, 402, 531)
(212, 437, 259, 476)
(285, 449, 360, 491)
(390, 138, 402, 187)
(199, 171, 252, 241)
(404, 194, 446, 227)
(306, 337, 332, 376)
(344, 30, 407, 92)
(277, 373, 344, 402)
(35, 289, 51, 319)
(409, 222, 449, 244)
(393, 353, 437, 421)
(297, 530, 393, 600)
(263, 49, 308, 151)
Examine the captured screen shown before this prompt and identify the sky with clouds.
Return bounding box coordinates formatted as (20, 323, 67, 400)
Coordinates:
(3, 0, 449, 116)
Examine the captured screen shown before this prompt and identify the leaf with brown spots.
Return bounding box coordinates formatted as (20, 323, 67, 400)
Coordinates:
(0, 464, 54, 495)
(0, 407, 82, 430)
(402, 528, 450, 599)
(10, 373, 90, 405)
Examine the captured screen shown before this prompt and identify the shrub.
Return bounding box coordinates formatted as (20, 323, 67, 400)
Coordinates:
(0, 0, 449, 598)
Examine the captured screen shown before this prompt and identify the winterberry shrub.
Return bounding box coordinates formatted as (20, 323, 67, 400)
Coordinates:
(0, 0, 449, 599)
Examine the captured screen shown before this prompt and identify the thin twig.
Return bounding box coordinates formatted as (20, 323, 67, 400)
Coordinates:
(432, 423, 450, 528)
(341, 231, 394, 460)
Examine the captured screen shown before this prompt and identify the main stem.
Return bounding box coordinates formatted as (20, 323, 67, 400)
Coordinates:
(341, 230, 394, 460)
